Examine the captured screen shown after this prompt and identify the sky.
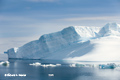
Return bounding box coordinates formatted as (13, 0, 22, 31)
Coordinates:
(0, 0, 120, 53)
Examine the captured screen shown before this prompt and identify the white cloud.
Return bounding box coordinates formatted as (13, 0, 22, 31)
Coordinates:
(62, 16, 120, 21)
(0, 15, 36, 22)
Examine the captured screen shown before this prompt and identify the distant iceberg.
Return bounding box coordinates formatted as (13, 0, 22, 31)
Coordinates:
(6, 23, 120, 61)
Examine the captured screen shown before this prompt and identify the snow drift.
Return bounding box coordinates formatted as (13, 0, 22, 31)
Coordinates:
(6, 23, 120, 61)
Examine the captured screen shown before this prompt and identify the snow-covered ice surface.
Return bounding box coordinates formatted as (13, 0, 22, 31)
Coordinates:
(66, 36, 120, 61)
(6, 23, 120, 61)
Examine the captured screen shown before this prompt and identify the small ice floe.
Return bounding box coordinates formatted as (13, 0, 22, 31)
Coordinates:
(69, 63, 84, 67)
(48, 74, 54, 76)
(29, 62, 60, 67)
(56, 64, 61, 66)
(99, 63, 116, 69)
(41, 64, 61, 67)
(29, 62, 41, 66)
(75, 64, 85, 67)
(0, 61, 9, 66)
(69, 63, 99, 68)
(41, 64, 56, 67)
(48, 64, 56, 67)
(69, 64, 76, 67)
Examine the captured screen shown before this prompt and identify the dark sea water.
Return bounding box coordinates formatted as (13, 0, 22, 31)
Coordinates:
(0, 59, 120, 80)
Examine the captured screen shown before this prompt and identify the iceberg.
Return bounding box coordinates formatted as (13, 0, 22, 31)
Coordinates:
(99, 63, 116, 69)
(6, 23, 120, 61)
(29, 62, 41, 66)
(0, 61, 9, 66)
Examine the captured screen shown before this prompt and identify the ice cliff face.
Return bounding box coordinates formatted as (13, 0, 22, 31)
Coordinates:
(6, 23, 120, 61)
(7, 26, 99, 59)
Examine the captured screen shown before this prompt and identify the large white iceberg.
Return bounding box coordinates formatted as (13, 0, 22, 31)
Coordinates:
(6, 23, 120, 61)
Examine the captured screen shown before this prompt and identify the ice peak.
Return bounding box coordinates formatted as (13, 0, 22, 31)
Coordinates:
(98, 23, 120, 36)
(64, 26, 100, 38)
(105, 23, 119, 30)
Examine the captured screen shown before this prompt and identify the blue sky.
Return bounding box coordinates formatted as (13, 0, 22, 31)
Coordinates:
(0, 0, 120, 53)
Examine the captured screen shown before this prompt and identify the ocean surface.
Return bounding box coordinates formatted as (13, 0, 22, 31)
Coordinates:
(0, 59, 120, 80)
